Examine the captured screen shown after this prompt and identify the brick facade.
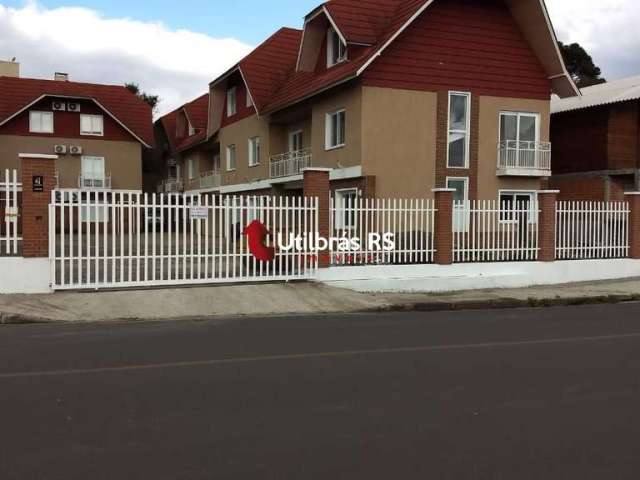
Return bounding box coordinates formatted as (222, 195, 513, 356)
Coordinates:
(303, 169, 330, 268)
(626, 193, 640, 260)
(537, 190, 558, 262)
(21, 156, 56, 258)
(433, 189, 454, 265)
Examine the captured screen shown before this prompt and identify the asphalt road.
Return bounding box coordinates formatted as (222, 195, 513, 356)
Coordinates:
(2, 304, 640, 479)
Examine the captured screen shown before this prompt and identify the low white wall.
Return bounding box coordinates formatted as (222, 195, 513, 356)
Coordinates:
(0, 258, 52, 294)
(316, 260, 640, 293)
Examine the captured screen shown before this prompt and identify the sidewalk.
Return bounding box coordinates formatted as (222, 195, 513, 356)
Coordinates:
(2, 278, 640, 324)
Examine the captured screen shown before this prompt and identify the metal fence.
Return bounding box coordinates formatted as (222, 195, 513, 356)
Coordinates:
(1, 169, 21, 256)
(556, 201, 629, 260)
(329, 198, 436, 265)
(453, 200, 540, 263)
(49, 191, 318, 290)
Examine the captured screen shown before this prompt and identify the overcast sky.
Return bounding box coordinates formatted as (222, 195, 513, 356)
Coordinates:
(0, 0, 638, 116)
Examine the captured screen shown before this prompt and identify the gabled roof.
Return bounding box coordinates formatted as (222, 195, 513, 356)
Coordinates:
(0, 76, 154, 147)
(157, 93, 210, 154)
(552, 76, 640, 114)
(183, 93, 209, 131)
(324, 0, 405, 45)
(210, 0, 578, 119)
(239, 28, 303, 112)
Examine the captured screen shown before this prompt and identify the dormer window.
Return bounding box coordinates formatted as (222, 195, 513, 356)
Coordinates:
(327, 28, 347, 68)
(188, 123, 196, 136)
(226, 87, 237, 117)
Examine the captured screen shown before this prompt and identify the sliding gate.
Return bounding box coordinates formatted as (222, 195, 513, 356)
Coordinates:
(49, 190, 318, 290)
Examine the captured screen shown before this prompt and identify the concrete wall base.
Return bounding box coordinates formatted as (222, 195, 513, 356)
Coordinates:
(0, 258, 52, 294)
(316, 259, 640, 293)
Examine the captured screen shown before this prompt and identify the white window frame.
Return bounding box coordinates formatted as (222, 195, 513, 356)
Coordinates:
(335, 188, 359, 230)
(188, 157, 196, 180)
(248, 136, 261, 167)
(447, 92, 471, 169)
(327, 28, 347, 68)
(446, 176, 470, 233)
(188, 123, 196, 136)
(246, 89, 254, 108)
(226, 87, 237, 117)
(289, 130, 304, 152)
(29, 111, 54, 134)
(325, 109, 346, 150)
(498, 112, 541, 144)
(80, 114, 104, 136)
(226, 144, 236, 171)
(498, 190, 538, 225)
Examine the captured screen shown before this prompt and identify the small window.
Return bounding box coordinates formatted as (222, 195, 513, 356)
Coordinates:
(29, 111, 54, 133)
(188, 123, 196, 136)
(289, 130, 303, 152)
(226, 87, 237, 117)
(246, 90, 254, 108)
(80, 114, 104, 136)
(226, 145, 236, 171)
(499, 191, 537, 223)
(447, 177, 469, 233)
(327, 28, 347, 67)
(335, 189, 358, 230)
(325, 110, 346, 150)
(447, 92, 471, 168)
(188, 157, 196, 180)
(248, 137, 261, 167)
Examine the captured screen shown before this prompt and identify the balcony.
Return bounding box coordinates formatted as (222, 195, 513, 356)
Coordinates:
(200, 171, 222, 189)
(269, 149, 312, 179)
(497, 141, 552, 177)
(158, 178, 184, 193)
(78, 174, 112, 190)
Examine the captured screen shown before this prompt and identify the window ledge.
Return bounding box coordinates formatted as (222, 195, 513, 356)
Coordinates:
(325, 144, 346, 152)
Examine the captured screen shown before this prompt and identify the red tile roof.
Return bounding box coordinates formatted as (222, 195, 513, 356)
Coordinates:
(324, 0, 405, 45)
(183, 93, 209, 131)
(239, 28, 303, 112)
(158, 93, 210, 154)
(0, 76, 154, 146)
(262, 0, 429, 113)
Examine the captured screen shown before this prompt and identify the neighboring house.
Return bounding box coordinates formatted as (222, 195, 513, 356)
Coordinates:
(189, 0, 577, 213)
(154, 93, 218, 193)
(0, 62, 153, 191)
(550, 76, 640, 201)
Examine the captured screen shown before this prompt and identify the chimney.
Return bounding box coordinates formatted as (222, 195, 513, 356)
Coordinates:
(0, 60, 20, 78)
(54, 72, 69, 82)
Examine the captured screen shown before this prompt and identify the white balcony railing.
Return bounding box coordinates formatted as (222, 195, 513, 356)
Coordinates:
(161, 178, 184, 193)
(269, 149, 312, 179)
(200, 171, 222, 189)
(78, 174, 112, 189)
(497, 141, 551, 175)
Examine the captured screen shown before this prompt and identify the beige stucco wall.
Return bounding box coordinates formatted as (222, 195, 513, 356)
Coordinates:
(179, 149, 217, 191)
(218, 114, 272, 186)
(269, 118, 313, 157)
(311, 84, 362, 170)
(0, 135, 142, 190)
(361, 86, 438, 198)
(478, 96, 551, 199)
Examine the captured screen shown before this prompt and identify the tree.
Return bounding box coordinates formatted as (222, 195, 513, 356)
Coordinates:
(558, 41, 606, 88)
(125, 82, 160, 113)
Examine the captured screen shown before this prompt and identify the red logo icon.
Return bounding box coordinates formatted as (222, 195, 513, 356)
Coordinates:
(243, 220, 276, 262)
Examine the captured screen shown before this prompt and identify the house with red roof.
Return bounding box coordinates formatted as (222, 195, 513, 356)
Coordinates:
(0, 62, 153, 192)
(170, 0, 579, 215)
(154, 93, 218, 193)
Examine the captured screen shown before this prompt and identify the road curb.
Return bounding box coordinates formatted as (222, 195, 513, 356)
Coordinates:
(2, 293, 640, 325)
(372, 293, 640, 314)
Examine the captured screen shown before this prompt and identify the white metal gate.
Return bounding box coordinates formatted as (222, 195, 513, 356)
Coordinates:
(1, 169, 21, 256)
(49, 190, 318, 290)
